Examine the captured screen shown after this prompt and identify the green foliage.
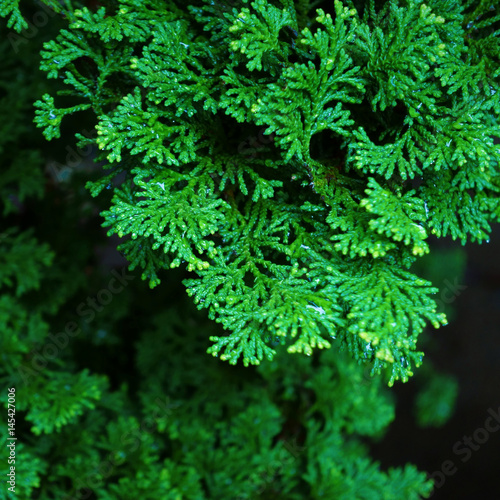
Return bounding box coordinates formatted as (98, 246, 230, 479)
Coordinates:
(0, 0, 28, 32)
(16, 369, 107, 435)
(28, 0, 500, 385)
(0, 0, 495, 497)
(0, 228, 53, 297)
(415, 369, 459, 427)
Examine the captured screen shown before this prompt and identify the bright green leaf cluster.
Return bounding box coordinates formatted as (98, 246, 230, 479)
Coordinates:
(22, 0, 500, 387)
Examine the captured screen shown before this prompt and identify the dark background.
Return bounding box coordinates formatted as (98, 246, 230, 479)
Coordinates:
(372, 225, 500, 499)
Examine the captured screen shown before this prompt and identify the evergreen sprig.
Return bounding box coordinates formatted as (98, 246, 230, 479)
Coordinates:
(24, 0, 500, 385)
